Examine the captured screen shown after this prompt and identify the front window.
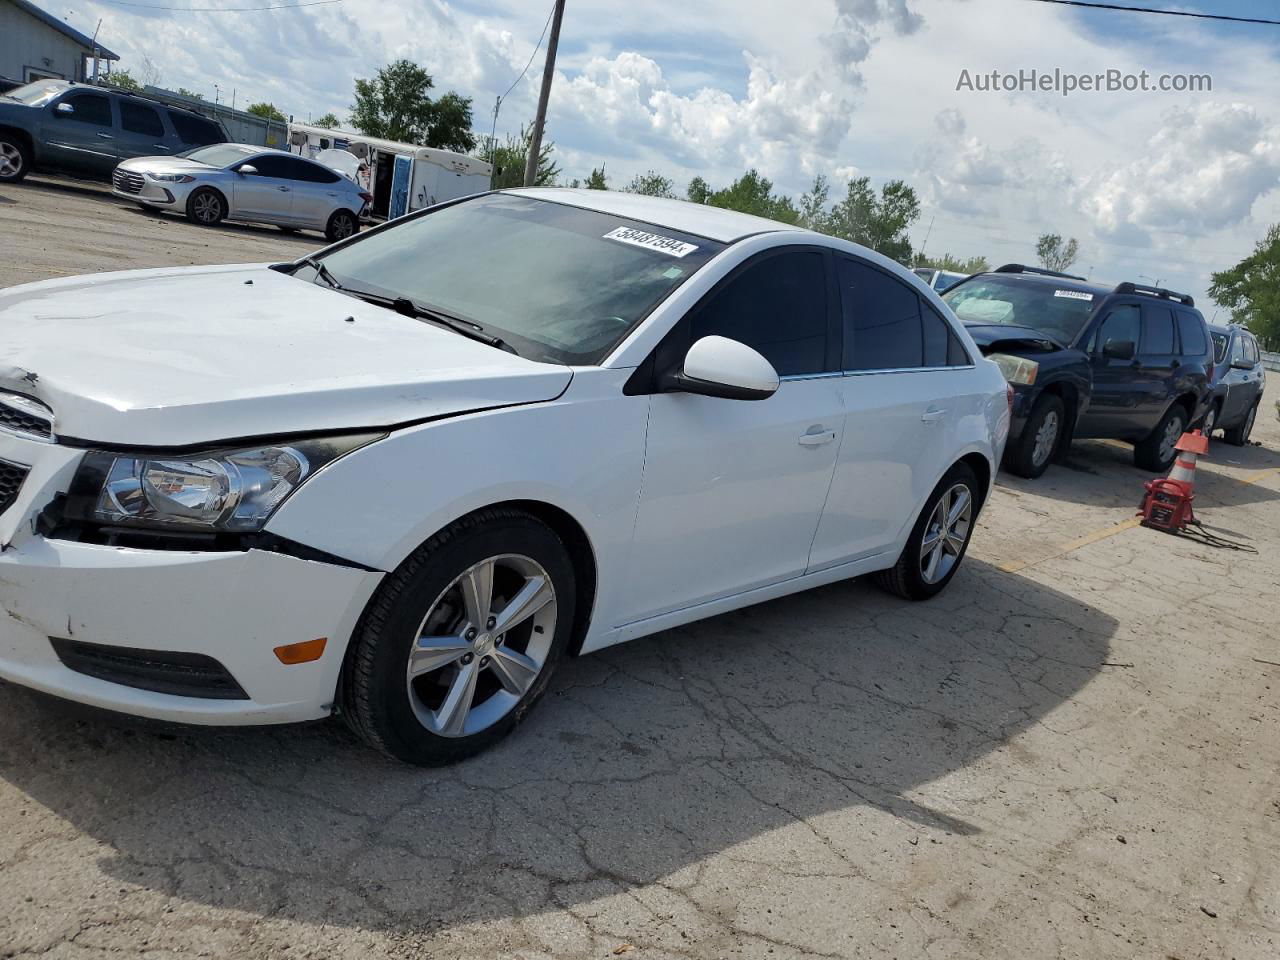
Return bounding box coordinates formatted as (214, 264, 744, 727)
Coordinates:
(312, 194, 725, 364)
(5, 80, 68, 106)
(177, 144, 258, 167)
(942, 275, 1098, 346)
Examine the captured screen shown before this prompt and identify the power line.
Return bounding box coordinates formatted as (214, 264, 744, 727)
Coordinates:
(500, 2, 555, 104)
(97, 0, 342, 11)
(1025, 0, 1280, 26)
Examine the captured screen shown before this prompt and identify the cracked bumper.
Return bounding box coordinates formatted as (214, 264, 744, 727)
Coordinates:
(0, 536, 382, 725)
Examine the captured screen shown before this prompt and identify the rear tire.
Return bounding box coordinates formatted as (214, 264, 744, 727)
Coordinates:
(185, 187, 225, 227)
(1134, 403, 1188, 472)
(1201, 402, 1219, 438)
(325, 209, 358, 243)
(1004, 393, 1063, 479)
(1223, 402, 1258, 447)
(875, 462, 980, 601)
(341, 508, 576, 765)
(0, 134, 30, 184)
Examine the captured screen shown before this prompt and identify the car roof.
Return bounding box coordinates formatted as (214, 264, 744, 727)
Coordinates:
(508, 188, 810, 243)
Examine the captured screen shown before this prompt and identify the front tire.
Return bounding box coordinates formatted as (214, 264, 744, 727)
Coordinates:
(342, 508, 576, 765)
(1201, 402, 1219, 438)
(1223, 402, 1258, 447)
(325, 209, 358, 243)
(0, 134, 30, 183)
(1134, 403, 1188, 472)
(185, 187, 225, 227)
(875, 462, 980, 601)
(1005, 393, 1063, 479)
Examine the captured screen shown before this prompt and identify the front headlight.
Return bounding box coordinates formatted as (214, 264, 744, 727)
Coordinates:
(67, 433, 381, 532)
(147, 172, 195, 183)
(988, 353, 1040, 386)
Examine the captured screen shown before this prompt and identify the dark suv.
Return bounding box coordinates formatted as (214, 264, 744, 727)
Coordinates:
(1204, 323, 1266, 445)
(0, 80, 225, 184)
(941, 264, 1214, 478)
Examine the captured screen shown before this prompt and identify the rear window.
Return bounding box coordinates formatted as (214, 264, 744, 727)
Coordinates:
(168, 111, 224, 146)
(1141, 307, 1176, 355)
(1176, 311, 1208, 357)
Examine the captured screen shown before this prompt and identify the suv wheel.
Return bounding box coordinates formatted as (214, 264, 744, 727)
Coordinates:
(875, 462, 979, 601)
(1005, 394, 1063, 479)
(1135, 403, 1188, 472)
(1223, 402, 1257, 447)
(1202, 402, 1219, 438)
(0, 135, 30, 183)
(341, 508, 576, 765)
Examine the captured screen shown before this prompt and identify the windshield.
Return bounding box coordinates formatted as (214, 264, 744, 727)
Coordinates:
(1211, 331, 1229, 364)
(177, 144, 260, 166)
(314, 194, 725, 364)
(934, 271, 966, 292)
(5, 80, 69, 106)
(942, 275, 1098, 345)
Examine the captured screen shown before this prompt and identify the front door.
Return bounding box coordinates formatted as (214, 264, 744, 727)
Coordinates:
(229, 154, 297, 222)
(1079, 302, 1143, 438)
(617, 248, 843, 626)
(41, 91, 118, 175)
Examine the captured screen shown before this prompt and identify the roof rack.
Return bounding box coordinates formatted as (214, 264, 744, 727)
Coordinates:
(1113, 281, 1194, 307)
(993, 263, 1088, 282)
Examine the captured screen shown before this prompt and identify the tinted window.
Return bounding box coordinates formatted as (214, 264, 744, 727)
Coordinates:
(1141, 306, 1176, 355)
(289, 158, 341, 183)
(61, 93, 112, 126)
(691, 251, 829, 376)
(921, 301, 969, 367)
(1176, 311, 1207, 357)
(246, 155, 298, 178)
(1094, 304, 1140, 354)
(168, 111, 223, 146)
(120, 100, 164, 137)
(839, 258, 921, 370)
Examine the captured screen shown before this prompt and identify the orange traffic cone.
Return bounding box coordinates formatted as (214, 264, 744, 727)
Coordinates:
(1169, 429, 1209, 488)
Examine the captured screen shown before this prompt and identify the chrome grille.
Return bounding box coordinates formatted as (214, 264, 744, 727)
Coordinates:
(0, 393, 53, 441)
(0, 459, 29, 518)
(113, 170, 144, 195)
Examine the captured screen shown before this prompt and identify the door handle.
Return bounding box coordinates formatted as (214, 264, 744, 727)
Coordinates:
(277, 186, 291, 192)
(921, 406, 948, 423)
(798, 429, 836, 447)
(97, 132, 114, 139)
(153, 144, 170, 151)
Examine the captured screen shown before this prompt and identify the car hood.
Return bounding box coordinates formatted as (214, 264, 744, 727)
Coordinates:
(0, 264, 573, 447)
(962, 323, 1065, 354)
(116, 157, 214, 175)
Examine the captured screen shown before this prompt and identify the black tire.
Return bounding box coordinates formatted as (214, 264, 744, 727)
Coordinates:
(1004, 393, 1064, 479)
(341, 508, 576, 765)
(325, 209, 359, 243)
(185, 186, 225, 227)
(0, 133, 31, 184)
(875, 462, 980, 601)
(1223, 401, 1258, 447)
(1134, 403, 1188, 472)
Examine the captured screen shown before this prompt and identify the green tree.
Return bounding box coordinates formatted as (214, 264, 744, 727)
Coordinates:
(625, 170, 675, 198)
(585, 166, 608, 190)
(916, 252, 989, 274)
(247, 102, 287, 122)
(708, 169, 798, 224)
(175, 88, 204, 101)
(1209, 223, 1280, 347)
(108, 69, 140, 92)
(797, 175, 830, 231)
(1035, 233, 1080, 272)
(350, 59, 475, 152)
(686, 175, 712, 204)
(823, 177, 921, 263)
(313, 112, 341, 129)
(479, 126, 560, 188)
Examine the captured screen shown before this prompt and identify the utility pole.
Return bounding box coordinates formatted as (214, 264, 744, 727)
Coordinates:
(524, 0, 566, 187)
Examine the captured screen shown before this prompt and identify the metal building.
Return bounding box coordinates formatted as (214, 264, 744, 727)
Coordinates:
(0, 0, 119, 86)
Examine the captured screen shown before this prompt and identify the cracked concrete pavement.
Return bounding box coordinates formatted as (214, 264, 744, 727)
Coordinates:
(1, 178, 1279, 959)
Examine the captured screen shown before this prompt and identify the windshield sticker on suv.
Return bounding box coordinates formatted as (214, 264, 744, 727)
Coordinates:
(1054, 290, 1093, 301)
(603, 227, 699, 258)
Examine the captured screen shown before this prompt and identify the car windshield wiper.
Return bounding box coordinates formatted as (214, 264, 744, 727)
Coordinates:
(336, 287, 517, 355)
(298, 256, 343, 291)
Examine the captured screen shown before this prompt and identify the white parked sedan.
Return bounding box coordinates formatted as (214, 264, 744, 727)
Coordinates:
(0, 190, 1009, 764)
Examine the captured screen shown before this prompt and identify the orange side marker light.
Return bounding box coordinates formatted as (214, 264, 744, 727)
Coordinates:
(274, 637, 328, 665)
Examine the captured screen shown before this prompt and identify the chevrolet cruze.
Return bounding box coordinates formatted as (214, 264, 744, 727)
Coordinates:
(0, 190, 1009, 764)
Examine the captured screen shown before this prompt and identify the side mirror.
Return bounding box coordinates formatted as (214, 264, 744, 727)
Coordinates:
(54, 102, 74, 116)
(237, 164, 258, 176)
(664, 336, 779, 401)
(1231, 357, 1253, 370)
(1102, 339, 1135, 360)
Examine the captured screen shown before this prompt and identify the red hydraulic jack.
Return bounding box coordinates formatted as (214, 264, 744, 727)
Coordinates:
(1138, 429, 1209, 533)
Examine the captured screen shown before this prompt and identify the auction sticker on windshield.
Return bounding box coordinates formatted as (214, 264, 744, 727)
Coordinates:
(603, 227, 699, 258)
(1054, 290, 1093, 300)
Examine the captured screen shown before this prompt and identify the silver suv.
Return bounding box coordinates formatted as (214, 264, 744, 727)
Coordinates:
(0, 80, 225, 184)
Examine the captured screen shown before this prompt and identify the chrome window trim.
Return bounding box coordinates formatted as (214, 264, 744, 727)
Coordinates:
(842, 364, 977, 376)
(778, 371, 845, 382)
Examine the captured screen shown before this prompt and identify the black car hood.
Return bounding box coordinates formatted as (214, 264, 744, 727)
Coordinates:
(963, 323, 1064, 354)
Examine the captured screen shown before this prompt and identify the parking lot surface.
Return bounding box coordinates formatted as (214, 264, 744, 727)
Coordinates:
(1, 179, 1278, 959)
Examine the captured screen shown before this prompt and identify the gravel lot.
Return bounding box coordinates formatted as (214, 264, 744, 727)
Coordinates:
(1, 178, 1279, 960)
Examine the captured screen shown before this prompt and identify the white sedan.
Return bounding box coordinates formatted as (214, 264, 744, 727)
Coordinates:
(0, 190, 1009, 764)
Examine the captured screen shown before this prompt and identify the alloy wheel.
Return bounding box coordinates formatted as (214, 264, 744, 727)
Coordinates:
(1159, 415, 1183, 464)
(405, 554, 557, 738)
(920, 483, 973, 585)
(1032, 409, 1060, 467)
(1203, 407, 1217, 437)
(193, 192, 221, 223)
(332, 213, 355, 239)
(0, 143, 22, 179)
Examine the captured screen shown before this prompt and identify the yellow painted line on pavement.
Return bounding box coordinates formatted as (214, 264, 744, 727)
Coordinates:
(999, 517, 1142, 574)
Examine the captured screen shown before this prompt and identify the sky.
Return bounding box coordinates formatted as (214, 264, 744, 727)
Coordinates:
(54, 0, 1280, 314)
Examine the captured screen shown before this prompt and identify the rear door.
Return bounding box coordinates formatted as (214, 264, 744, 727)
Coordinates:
(1079, 302, 1143, 438)
(1133, 304, 1180, 432)
(41, 90, 119, 175)
(116, 99, 171, 162)
(228, 154, 296, 222)
(281, 156, 347, 228)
